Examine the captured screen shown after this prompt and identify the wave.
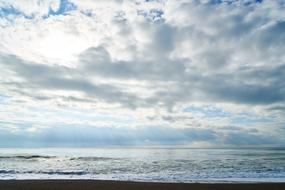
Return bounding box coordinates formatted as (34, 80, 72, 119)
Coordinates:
(0, 169, 16, 174)
(38, 170, 88, 175)
(70, 156, 118, 161)
(0, 169, 88, 176)
(0, 155, 118, 161)
(0, 155, 56, 160)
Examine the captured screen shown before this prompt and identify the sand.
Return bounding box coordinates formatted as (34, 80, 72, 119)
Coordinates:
(0, 180, 285, 190)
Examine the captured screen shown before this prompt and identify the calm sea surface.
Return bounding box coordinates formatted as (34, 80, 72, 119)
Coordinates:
(0, 148, 285, 182)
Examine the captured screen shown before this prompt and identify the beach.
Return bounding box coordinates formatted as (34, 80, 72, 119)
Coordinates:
(0, 180, 285, 190)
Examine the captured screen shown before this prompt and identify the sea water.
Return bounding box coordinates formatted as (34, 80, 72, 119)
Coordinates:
(0, 148, 285, 182)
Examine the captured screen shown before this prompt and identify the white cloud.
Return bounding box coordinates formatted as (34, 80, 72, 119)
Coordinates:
(0, 0, 285, 146)
(0, 0, 60, 16)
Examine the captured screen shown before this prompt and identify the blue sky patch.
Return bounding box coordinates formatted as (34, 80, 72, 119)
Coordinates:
(46, 0, 77, 18)
(183, 106, 230, 118)
(0, 6, 34, 19)
(0, 94, 9, 104)
(81, 9, 94, 17)
(231, 116, 274, 125)
(137, 8, 165, 23)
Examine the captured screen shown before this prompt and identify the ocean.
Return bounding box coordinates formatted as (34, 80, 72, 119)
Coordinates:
(0, 148, 285, 182)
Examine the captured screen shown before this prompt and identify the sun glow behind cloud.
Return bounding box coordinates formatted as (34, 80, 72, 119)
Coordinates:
(31, 30, 87, 66)
(0, 0, 285, 147)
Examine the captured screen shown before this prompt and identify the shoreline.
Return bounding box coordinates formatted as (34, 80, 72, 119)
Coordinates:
(0, 180, 285, 190)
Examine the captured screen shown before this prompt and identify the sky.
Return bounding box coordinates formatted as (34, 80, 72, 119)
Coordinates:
(0, 0, 285, 147)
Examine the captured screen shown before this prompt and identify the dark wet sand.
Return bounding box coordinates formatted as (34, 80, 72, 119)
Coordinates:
(0, 180, 285, 190)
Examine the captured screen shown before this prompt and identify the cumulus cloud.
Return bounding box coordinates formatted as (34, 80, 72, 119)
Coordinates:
(0, 0, 285, 147)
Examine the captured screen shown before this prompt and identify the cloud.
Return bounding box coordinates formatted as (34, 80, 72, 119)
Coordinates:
(0, 0, 285, 147)
(0, 124, 218, 147)
(0, 0, 60, 17)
